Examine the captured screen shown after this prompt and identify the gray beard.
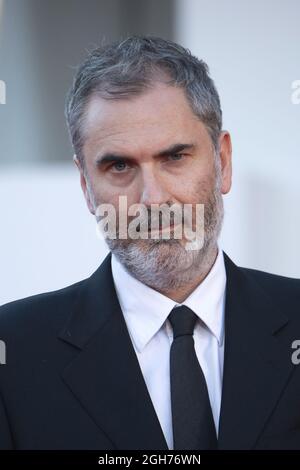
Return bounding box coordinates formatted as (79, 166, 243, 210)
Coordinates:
(104, 176, 224, 292)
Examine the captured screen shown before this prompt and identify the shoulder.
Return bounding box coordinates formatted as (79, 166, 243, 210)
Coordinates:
(239, 264, 300, 310)
(0, 278, 87, 338)
(0, 255, 112, 347)
(241, 264, 300, 292)
(223, 251, 300, 316)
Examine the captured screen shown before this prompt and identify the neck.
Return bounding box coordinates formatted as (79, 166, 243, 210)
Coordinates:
(156, 244, 219, 303)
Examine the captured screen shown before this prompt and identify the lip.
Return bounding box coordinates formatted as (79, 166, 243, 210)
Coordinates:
(146, 223, 182, 235)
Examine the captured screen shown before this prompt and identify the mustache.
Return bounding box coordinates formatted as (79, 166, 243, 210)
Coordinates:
(122, 203, 192, 234)
(134, 209, 185, 232)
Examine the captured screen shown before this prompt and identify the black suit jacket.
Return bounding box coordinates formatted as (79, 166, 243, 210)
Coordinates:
(0, 251, 300, 450)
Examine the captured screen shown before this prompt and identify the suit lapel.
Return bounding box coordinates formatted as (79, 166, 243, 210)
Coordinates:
(218, 252, 294, 449)
(58, 253, 168, 450)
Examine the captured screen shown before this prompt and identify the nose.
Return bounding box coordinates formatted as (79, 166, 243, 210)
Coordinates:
(139, 166, 171, 207)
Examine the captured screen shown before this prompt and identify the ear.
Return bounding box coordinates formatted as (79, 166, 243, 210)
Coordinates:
(218, 131, 232, 195)
(73, 154, 95, 215)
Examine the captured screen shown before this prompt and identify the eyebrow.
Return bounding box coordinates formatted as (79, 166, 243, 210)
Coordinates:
(95, 143, 196, 167)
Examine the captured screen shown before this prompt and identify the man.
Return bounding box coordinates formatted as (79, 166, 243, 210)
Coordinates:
(0, 36, 300, 450)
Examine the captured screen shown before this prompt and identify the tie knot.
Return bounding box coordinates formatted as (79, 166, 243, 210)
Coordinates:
(168, 305, 198, 339)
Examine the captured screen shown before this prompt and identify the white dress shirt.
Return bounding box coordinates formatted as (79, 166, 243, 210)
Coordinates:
(111, 247, 227, 450)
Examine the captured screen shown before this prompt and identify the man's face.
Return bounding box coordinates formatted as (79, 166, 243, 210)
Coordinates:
(76, 82, 232, 290)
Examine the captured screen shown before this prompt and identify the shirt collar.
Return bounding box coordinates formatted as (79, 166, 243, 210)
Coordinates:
(111, 246, 226, 353)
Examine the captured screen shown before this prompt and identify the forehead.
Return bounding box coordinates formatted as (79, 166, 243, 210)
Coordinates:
(82, 82, 209, 156)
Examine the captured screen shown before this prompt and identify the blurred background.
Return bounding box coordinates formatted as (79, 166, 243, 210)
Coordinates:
(0, 0, 299, 305)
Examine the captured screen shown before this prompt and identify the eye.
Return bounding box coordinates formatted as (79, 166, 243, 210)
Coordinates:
(168, 153, 184, 161)
(110, 161, 129, 172)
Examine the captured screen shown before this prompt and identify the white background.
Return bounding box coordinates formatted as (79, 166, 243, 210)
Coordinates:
(0, 0, 299, 305)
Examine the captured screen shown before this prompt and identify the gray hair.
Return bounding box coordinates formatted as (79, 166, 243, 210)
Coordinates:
(65, 36, 222, 167)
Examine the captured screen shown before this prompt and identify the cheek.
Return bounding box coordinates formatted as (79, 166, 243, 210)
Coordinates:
(178, 157, 215, 196)
(176, 172, 215, 205)
(90, 178, 141, 209)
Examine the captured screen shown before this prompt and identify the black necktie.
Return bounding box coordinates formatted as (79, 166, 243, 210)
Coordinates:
(168, 305, 218, 450)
